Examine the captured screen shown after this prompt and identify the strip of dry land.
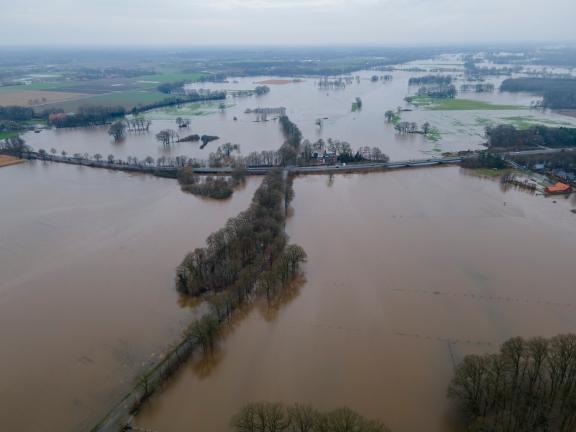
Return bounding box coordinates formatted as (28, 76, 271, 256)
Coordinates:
(255, 79, 302, 85)
(0, 155, 25, 168)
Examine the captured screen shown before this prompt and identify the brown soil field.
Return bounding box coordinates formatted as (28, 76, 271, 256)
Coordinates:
(0, 155, 25, 168)
(0, 90, 88, 107)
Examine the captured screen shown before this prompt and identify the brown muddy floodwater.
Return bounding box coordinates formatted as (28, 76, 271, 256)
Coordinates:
(0, 161, 260, 431)
(135, 167, 576, 432)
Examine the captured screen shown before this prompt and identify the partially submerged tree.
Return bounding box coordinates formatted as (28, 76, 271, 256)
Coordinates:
(108, 121, 126, 141)
(232, 402, 390, 432)
(448, 334, 576, 432)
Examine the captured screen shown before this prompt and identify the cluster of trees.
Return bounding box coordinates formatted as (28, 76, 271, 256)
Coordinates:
(371, 75, 393, 82)
(416, 85, 457, 99)
(0, 136, 30, 156)
(156, 129, 179, 146)
(486, 125, 576, 149)
(448, 334, 576, 432)
(49, 105, 126, 128)
(131, 91, 226, 115)
(176, 170, 305, 296)
(157, 81, 188, 94)
(234, 138, 388, 168)
(254, 85, 270, 95)
(232, 402, 389, 432)
(385, 110, 400, 123)
(206, 142, 241, 166)
(107, 116, 157, 142)
(176, 117, 191, 128)
(460, 152, 507, 169)
(178, 134, 200, 143)
(408, 75, 452, 86)
(177, 169, 245, 200)
(460, 83, 495, 93)
(155, 128, 220, 148)
(465, 60, 521, 78)
(394, 121, 432, 135)
(318, 78, 349, 89)
(125, 116, 152, 132)
(0, 105, 36, 121)
(500, 78, 576, 109)
(278, 115, 303, 165)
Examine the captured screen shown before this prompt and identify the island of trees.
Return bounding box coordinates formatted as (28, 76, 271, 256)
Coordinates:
(176, 170, 305, 296)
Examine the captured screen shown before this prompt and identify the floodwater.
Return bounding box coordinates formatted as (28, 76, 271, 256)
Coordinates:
(0, 161, 260, 431)
(135, 167, 576, 432)
(23, 58, 576, 163)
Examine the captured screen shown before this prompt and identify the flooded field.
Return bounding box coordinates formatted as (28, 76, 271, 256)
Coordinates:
(22, 57, 576, 163)
(135, 167, 576, 432)
(0, 161, 260, 431)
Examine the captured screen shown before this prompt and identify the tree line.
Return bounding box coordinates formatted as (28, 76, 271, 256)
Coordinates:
(278, 115, 303, 165)
(486, 125, 576, 149)
(408, 75, 453, 86)
(460, 83, 495, 93)
(448, 334, 576, 432)
(176, 170, 305, 296)
(232, 402, 390, 432)
(416, 85, 457, 99)
(500, 78, 576, 109)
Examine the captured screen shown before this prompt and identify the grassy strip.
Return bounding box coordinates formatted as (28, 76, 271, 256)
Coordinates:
(0, 131, 20, 139)
(406, 95, 524, 111)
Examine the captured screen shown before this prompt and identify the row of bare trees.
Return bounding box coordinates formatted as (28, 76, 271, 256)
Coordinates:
(176, 170, 305, 296)
(232, 402, 390, 432)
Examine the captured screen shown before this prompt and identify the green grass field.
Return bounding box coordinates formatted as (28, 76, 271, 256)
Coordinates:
(0, 131, 20, 139)
(501, 116, 575, 129)
(136, 72, 205, 83)
(406, 96, 524, 111)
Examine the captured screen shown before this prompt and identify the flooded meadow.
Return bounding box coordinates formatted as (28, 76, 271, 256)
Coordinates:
(23, 57, 576, 163)
(3, 54, 576, 432)
(134, 167, 576, 432)
(0, 161, 260, 431)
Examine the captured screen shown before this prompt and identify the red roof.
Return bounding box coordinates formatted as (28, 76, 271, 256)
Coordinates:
(546, 182, 571, 193)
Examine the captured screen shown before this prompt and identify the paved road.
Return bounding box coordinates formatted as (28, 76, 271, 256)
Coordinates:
(193, 156, 464, 175)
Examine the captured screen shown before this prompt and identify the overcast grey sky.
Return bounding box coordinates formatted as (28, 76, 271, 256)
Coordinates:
(0, 0, 575, 46)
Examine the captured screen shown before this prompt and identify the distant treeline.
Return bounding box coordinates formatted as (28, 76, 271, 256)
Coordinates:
(487, 124, 576, 149)
(416, 84, 457, 99)
(460, 83, 495, 93)
(408, 75, 452, 86)
(49, 105, 126, 128)
(176, 170, 303, 296)
(0, 91, 228, 130)
(500, 78, 576, 109)
(132, 91, 226, 115)
(449, 334, 576, 432)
